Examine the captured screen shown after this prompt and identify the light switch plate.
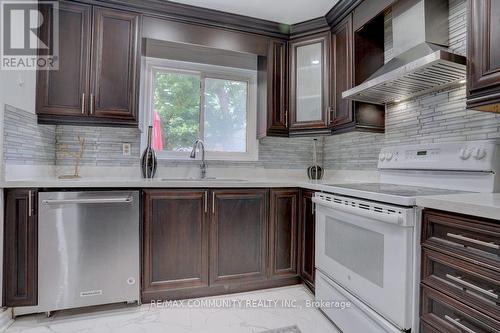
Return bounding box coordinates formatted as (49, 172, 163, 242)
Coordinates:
(122, 143, 131, 156)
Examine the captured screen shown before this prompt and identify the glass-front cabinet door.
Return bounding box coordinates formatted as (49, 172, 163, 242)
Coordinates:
(289, 31, 330, 135)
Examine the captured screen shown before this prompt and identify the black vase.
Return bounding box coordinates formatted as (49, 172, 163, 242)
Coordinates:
(141, 126, 157, 178)
(307, 165, 323, 180)
(307, 138, 323, 180)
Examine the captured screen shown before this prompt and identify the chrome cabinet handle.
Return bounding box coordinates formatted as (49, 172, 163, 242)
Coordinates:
(285, 110, 288, 128)
(444, 315, 476, 333)
(81, 93, 85, 114)
(90, 94, 94, 115)
(212, 192, 215, 214)
(204, 191, 208, 213)
(445, 274, 498, 299)
(446, 233, 499, 249)
(28, 190, 32, 217)
(42, 197, 133, 205)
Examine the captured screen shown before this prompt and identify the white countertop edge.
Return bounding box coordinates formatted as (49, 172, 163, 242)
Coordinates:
(0, 179, 335, 191)
(416, 193, 500, 221)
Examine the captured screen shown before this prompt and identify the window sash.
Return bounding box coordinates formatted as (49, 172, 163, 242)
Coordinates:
(141, 57, 258, 161)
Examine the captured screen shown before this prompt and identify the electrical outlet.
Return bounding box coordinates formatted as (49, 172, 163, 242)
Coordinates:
(122, 143, 131, 156)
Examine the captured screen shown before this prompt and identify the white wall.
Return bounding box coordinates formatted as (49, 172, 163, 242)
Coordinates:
(0, 70, 37, 114)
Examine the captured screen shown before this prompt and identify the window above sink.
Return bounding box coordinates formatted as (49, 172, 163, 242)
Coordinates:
(141, 58, 258, 161)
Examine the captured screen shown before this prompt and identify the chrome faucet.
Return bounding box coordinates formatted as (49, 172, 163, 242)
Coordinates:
(190, 139, 207, 179)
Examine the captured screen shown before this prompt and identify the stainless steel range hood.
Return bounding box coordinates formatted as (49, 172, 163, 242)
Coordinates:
(342, 0, 466, 105)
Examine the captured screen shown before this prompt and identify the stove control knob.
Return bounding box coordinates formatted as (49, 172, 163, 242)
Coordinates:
(472, 147, 487, 160)
(379, 153, 386, 161)
(459, 148, 471, 160)
(385, 152, 394, 161)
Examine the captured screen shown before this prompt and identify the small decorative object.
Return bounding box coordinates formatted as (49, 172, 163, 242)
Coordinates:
(141, 126, 157, 178)
(57, 135, 86, 179)
(307, 138, 323, 180)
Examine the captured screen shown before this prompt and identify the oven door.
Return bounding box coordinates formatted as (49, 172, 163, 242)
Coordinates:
(313, 193, 415, 330)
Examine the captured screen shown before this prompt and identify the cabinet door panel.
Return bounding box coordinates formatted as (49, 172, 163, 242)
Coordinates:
(467, 0, 500, 112)
(210, 189, 268, 285)
(289, 32, 330, 132)
(91, 7, 140, 121)
(468, 0, 500, 92)
(299, 190, 315, 290)
(36, 1, 91, 116)
(3, 189, 38, 307)
(331, 14, 353, 127)
(270, 189, 298, 278)
(143, 190, 209, 292)
(268, 40, 289, 133)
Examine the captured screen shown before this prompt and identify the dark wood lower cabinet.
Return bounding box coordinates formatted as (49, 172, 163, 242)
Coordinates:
(210, 189, 269, 285)
(142, 189, 209, 301)
(420, 209, 500, 332)
(269, 189, 299, 279)
(299, 190, 315, 291)
(3, 189, 38, 307)
(142, 188, 302, 302)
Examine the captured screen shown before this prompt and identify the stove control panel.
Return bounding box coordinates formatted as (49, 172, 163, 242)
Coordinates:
(378, 141, 500, 171)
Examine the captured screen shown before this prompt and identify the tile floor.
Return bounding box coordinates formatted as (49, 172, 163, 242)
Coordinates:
(6, 286, 340, 333)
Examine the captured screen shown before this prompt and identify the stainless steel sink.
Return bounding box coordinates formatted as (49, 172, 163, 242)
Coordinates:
(160, 177, 247, 182)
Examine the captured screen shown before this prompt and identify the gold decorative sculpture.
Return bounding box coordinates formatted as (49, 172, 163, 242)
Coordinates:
(57, 135, 86, 179)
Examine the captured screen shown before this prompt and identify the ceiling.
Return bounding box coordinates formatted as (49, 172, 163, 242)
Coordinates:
(168, 0, 340, 25)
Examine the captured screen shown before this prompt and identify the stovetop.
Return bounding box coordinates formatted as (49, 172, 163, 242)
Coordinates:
(322, 183, 469, 206)
(329, 183, 466, 197)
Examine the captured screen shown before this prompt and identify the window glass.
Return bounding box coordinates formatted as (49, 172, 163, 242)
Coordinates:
(153, 71, 200, 152)
(204, 78, 248, 152)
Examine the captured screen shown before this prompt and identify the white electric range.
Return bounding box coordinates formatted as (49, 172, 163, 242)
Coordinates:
(313, 141, 500, 333)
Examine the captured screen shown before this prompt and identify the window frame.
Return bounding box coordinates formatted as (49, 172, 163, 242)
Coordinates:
(141, 57, 258, 161)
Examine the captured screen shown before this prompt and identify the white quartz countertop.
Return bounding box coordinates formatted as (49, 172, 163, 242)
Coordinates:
(416, 193, 500, 221)
(0, 177, 354, 192)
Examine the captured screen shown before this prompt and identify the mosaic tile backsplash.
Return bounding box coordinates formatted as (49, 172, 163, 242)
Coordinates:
(3, 105, 321, 170)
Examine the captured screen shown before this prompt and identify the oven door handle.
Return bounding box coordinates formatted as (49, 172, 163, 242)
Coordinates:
(312, 197, 403, 225)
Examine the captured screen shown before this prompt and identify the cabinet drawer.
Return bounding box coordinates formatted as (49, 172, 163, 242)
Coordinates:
(421, 321, 441, 333)
(422, 248, 500, 321)
(421, 285, 500, 333)
(422, 210, 500, 272)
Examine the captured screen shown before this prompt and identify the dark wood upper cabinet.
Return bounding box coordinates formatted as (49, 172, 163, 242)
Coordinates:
(3, 189, 38, 307)
(289, 31, 331, 136)
(299, 189, 315, 291)
(330, 13, 385, 133)
(466, 0, 500, 113)
(142, 190, 209, 300)
(36, 1, 91, 118)
(269, 189, 299, 279)
(263, 40, 289, 137)
(330, 14, 353, 128)
(90, 7, 140, 121)
(36, 3, 141, 126)
(210, 189, 268, 285)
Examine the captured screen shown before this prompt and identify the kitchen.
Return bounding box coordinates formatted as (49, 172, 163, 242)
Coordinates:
(0, 0, 499, 332)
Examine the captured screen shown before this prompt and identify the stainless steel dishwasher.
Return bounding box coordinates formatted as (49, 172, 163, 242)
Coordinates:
(15, 191, 141, 316)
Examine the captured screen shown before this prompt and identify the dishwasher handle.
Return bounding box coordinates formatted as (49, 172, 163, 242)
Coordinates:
(42, 196, 133, 205)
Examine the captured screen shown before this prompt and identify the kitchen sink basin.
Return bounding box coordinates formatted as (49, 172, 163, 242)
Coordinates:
(160, 177, 247, 182)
